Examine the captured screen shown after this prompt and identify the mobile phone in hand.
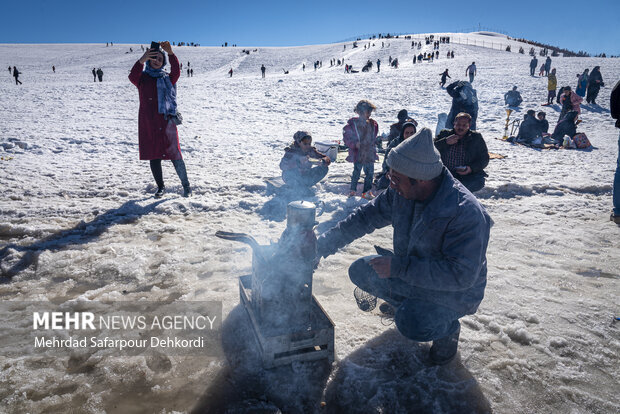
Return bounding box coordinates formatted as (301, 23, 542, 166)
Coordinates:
(150, 41, 160, 51)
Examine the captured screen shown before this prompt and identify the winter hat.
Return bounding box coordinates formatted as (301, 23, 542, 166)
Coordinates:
(387, 128, 443, 180)
(397, 109, 409, 121)
(293, 130, 311, 144)
(399, 121, 417, 139)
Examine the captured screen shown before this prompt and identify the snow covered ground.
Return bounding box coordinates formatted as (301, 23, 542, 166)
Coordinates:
(1, 32, 619, 413)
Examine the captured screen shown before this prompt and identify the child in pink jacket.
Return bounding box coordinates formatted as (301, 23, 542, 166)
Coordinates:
(343, 100, 379, 199)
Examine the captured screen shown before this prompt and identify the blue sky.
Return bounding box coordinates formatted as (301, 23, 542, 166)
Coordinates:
(3, 0, 619, 55)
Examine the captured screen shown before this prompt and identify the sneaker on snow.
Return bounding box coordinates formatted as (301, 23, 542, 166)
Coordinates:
(362, 191, 375, 200)
(154, 186, 166, 198)
(183, 186, 192, 197)
(379, 302, 396, 317)
(379, 302, 396, 325)
(348, 190, 357, 197)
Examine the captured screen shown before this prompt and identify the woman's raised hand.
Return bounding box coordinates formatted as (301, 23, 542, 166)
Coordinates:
(161, 41, 174, 55)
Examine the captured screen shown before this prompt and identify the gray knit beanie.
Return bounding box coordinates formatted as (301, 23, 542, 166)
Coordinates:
(386, 128, 443, 180)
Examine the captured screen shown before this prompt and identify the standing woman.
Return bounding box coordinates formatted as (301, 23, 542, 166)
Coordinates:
(586, 66, 604, 105)
(129, 41, 191, 198)
(575, 69, 589, 98)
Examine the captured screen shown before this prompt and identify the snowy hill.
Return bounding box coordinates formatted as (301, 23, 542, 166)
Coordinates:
(1, 32, 619, 413)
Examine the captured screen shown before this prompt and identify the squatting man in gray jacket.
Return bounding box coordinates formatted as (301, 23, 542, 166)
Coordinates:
(316, 128, 492, 364)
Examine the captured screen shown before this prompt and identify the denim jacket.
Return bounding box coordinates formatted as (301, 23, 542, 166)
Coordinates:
(317, 169, 492, 314)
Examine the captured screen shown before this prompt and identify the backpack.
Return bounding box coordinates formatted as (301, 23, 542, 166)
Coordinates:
(572, 133, 591, 149)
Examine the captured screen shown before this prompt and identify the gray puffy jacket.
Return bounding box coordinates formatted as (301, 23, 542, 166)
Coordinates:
(317, 169, 491, 314)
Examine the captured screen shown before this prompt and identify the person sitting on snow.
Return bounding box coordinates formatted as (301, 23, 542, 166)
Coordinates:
(551, 111, 579, 145)
(504, 86, 523, 107)
(315, 128, 492, 365)
(537, 111, 549, 134)
(279, 131, 331, 189)
(386, 109, 416, 145)
(375, 121, 417, 190)
(435, 112, 489, 193)
(559, 86, 582, 122)
(515, 110, 543, 144)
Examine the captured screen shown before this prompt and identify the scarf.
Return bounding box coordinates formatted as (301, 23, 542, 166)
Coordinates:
(144, 61, 177, 118)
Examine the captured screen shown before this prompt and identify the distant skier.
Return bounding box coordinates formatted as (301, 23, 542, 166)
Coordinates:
(228, 68, 233, 77)
(529, 56, 538, 76)
(465, 62, 476, 83)
(12, 66, 21, 85)
(52, 65, 55, 73)
(261, 64, 266, 78)
(92, 67, 97, 82)
(440, 69, 450, 87)
(96, 68, 103, 82)
(376, 59, 380, 72)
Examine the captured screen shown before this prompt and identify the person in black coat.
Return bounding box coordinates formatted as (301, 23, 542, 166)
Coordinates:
(529, 57, 538, 76)
(439, 69, 450, 87)
(611, 80, 620, 223)
(537, 112, 549, 133)
(435, 112, 489, 192)
(586, 66, 604, 104)
(12, 66, 21, 85)
(551, 111, 578, 144)
(516, 110, 541, 143)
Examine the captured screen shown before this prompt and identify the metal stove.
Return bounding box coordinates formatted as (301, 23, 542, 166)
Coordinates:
(216, 201, 334, 368)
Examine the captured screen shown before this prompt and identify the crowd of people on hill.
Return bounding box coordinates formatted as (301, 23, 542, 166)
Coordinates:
(507, 61, 607, 149)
